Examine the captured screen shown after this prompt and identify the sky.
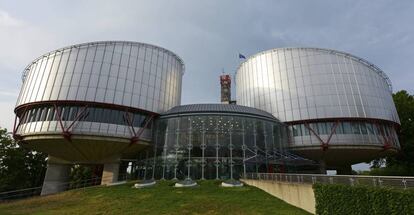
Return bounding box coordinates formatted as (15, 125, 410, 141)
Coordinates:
(0, 0, 413, 170)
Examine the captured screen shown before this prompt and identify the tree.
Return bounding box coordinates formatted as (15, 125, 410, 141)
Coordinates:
(0, 128, 47, 192)
(369, 90, 414, 176)
(388, 91, 414, 171)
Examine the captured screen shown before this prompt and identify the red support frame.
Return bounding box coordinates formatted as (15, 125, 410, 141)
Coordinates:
(374, 122, 392, 151)
(54, 104, 89, 141)
(123, 113, 155, 146)
(12, 106, 29, 141)
(304, 121, 340, 151)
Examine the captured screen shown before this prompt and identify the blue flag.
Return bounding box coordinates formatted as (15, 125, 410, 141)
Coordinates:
(239, 53, 246, 59)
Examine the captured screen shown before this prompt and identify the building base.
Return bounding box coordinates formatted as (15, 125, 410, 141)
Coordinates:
(101, 162, 120, 185)
(41, 157, 72, 196)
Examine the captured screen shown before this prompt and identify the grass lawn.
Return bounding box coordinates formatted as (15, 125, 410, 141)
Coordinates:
(0, 180, 310, 215)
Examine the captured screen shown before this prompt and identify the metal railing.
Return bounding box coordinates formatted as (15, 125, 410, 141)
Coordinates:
(244, 173, 414, 189)
(0, 177, 102, 201)
(0, 173, 131, 201)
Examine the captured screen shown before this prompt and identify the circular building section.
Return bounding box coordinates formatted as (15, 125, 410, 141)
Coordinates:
(236, 48, 400, 170)
(13, 41, 184, 163)
(135, 104, 313, 181)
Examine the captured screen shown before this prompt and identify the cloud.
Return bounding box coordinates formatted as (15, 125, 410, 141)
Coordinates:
(0, 10, 22, 27)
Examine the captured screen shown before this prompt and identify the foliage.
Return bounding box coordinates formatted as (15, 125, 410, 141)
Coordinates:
(369, 90, 414, 176)
(313, 183, 414, 215)
(69, 165, 99, 188)
(0, 180, 310, 215)
(0, 128, 47, 192)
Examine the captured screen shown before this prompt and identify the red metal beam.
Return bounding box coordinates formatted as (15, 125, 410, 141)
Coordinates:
(54, 104, 66, 133)
(375, 123, 392, 151)
(129, 114, 155, 145)
(12, 106, 29, 141)
(123, 112, 137, 137)
(66, 105, 89, 131)
(304, 121, 339, 151)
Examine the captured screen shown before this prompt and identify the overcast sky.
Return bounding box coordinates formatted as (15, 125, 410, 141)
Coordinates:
(1, 0, 413, 170)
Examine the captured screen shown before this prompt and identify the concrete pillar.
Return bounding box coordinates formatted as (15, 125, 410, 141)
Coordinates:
(101, 162, 120, 185)
(41, 157, 72, 196)
(319, 160, 327, 174)
(336, 165, 353, 175)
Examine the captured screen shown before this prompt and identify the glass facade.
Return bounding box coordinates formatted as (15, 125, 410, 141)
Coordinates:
(134, 105, 313, 181)
(289, 121, 399, 148)
(17, 104, 152, 128)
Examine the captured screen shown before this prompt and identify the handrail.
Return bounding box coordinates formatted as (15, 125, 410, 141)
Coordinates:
(0, 173, 130, 201)
(243, 173, 414, 189)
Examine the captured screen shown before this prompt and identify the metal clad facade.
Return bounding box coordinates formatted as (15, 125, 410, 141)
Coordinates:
(15, 41, 184, 141)
(16, 41, 184, 113)
(236, 48, 399, 124)
(236, 48, 400, 163)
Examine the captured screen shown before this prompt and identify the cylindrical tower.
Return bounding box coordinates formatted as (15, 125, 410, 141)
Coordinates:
(13, 41, 184, 164)
(236, 47, 400, 170)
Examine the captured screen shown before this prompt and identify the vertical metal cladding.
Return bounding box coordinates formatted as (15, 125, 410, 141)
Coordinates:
(16, 41, 184, 113)
(236, 48, 400, 165)
(236, 48, 398, 123)
(13, 41, 184, 162)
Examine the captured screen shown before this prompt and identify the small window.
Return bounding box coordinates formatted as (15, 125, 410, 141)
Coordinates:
(342, 122, 352, 134)
(335, 122, 344, 134)
(46, 107, 55, 121)
(301, 124, 310, 136)
(318, 122, 328, 135)
(351, 122, 361, 134)
(366, 123, 374, 135)
(360, 123, 367, 135)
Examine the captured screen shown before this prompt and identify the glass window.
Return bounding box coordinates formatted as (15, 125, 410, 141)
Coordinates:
(46, 107, 55, 121)
(342, 122, 352, 134)
(21, 104, 150, 127)
(351, 122, 361, 134)
(309, 123, 319, 134)
(335, 122, 344, 134)
(318, 122, 328, 135)
(300, 124, 310, 136)
(366, 123, 375, 135)
(40, 107, 49, 121)
(30, 108, 38, 122)
(360, 123, 367, 135)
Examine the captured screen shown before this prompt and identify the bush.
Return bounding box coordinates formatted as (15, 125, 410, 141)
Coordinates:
(313, 183, 414, 215)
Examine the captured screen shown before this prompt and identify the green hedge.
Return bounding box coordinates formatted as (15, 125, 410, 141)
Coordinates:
(313, 183, 414, 215)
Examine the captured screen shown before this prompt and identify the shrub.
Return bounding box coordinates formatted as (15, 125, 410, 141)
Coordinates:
(313, 183, 414, 215)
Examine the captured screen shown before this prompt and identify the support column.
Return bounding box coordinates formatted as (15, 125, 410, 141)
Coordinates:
(41, 157, 72, 196)
(319, 160, 327, 174)
(101, 160, 121, 185)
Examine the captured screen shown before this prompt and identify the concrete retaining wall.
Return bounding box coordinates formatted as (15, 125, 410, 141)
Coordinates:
(242, 179, 315, 214)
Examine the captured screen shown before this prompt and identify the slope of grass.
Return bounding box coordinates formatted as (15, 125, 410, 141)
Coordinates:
(0, 180, 309, 215)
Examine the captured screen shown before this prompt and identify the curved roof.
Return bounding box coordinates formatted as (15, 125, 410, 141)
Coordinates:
(237, 47, 392, 92)
(161, 103, 278, 121)
(22, 40, 185, 82)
